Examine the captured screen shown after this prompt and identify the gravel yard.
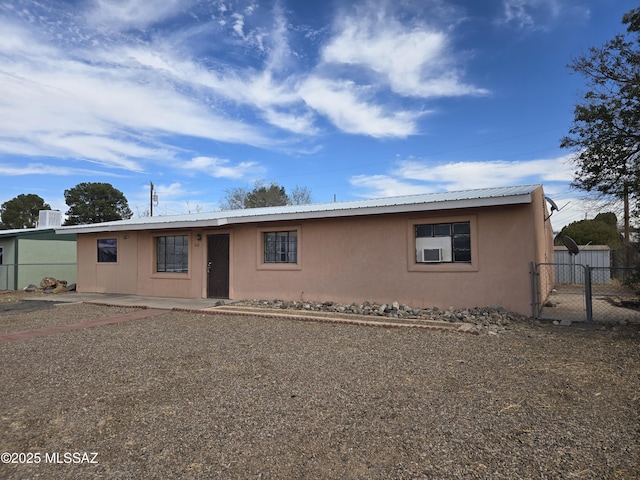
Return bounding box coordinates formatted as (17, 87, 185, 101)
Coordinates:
(1, 292, 639, 479)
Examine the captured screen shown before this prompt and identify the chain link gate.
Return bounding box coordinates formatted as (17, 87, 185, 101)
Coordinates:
(531, 262, 640, 323)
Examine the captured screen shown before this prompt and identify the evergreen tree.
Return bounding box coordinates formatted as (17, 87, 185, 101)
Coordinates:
(0, 194, 51, 229)
(554, 213, 622, 248)
(64, 182, 132, 225)
(560, 8, 640, 240)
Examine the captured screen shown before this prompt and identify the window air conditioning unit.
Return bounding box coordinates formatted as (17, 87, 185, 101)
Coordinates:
(418, 248, 442, 263)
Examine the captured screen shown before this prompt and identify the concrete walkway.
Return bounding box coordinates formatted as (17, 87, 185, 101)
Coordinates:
(26, 292, 227, 311)
(21, 292, 481, 335)
(0, 309, 166, 343)
(0, 293, 226, 343)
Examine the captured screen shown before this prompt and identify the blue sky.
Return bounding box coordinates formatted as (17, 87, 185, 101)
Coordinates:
(0, 0, 633, 231)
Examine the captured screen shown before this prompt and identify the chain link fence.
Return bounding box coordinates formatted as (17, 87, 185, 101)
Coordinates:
(533, 262, 640, 323)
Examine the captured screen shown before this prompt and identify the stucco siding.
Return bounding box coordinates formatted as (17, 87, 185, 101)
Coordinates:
(73, 187, 550, 315)
(78, 231, 205, 298)
(135, 230, 205, 298)
(531, 187, 556, 306)
(229, 204, 537, 314)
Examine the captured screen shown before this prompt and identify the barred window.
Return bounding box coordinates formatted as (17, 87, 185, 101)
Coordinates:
(157, 235, 188, 272)
(264, 231, 297, 263)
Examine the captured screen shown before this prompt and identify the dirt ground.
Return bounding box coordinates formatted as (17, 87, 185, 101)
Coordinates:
(0, 290, 57, 314)
(1, 291, 639, 479)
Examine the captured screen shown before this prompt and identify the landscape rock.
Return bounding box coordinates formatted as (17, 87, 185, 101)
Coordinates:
(35, 277, 71, 294)
(40, 277, 58, 288)
(230, 298, 529, 333)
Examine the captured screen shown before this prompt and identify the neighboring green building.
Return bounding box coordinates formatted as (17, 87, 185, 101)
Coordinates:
(0, 228, 76, 290)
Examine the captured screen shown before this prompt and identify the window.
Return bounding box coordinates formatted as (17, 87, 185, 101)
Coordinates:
(97, 238, 117, 263)
(157, 235, 188, 272)
(264, 231, 297, 263)
(415, 222, 471, 263)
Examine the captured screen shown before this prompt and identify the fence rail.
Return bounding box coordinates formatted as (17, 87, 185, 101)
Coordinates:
(0, 263, 77, 291)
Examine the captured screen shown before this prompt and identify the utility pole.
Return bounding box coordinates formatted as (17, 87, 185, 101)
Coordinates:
(150, 182, 159, 217)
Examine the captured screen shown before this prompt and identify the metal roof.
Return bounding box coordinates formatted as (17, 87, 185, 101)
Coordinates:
(55, 184, 542, 234)
(0, 227, 74, 238)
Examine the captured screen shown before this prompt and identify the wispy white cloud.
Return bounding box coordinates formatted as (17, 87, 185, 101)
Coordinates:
(151, 182, 189, 200)
(128, 181, 220, 216)
(321, 4, 487, 98)
(0, 21, 274, 172)
(265, 2, 292, 72)
(0, 162, 120, 177)
(498, 0, 588, 30)
(0, 20, 58, 57)
(182, 156, 264, 179)
(299, 78, 421, 137)
(261, 108, 319, 135)
(350, 175, 435, 197)
(502, 0, 540, 28)
(0, 0, 492, 174)
(394, 156, 576, 190)
(86, 0, 189, 31)
(350, 155, 577, 197)
(231, 13, 247, 38)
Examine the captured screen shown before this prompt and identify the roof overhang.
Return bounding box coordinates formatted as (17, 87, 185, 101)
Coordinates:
(55, 185, 540, 235)
(0, 227, 71, 238)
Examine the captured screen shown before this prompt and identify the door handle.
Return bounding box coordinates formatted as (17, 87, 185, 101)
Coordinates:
(207, 262, 212, 273)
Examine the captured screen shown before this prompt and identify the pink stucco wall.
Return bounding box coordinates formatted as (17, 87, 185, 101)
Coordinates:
(75, 186, 553, 315)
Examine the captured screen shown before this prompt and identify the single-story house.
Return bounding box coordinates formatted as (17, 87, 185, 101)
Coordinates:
(56, 184, 554, 316)
(0, 227, 77, 290)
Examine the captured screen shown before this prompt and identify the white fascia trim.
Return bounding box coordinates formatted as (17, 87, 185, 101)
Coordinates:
(55, 218, 228, 234)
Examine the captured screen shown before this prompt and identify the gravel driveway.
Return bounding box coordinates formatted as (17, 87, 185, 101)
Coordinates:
(1, 295, 639, 479)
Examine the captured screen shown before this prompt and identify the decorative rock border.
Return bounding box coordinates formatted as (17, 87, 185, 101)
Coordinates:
(220, 299, 528, 334)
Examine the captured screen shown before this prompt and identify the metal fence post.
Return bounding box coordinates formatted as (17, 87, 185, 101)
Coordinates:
(585, 265, 593, 322)
(530, 262, 538, 318)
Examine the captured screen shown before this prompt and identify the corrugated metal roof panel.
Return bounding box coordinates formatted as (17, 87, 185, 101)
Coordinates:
(0, 227, 61, 238)
(56, 184, 542, 234)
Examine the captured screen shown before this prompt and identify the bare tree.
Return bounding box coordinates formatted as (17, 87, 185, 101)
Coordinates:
(219, 186, 250, 210)
(289, 185, 313, 205)
(220, 181, 313, 209)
